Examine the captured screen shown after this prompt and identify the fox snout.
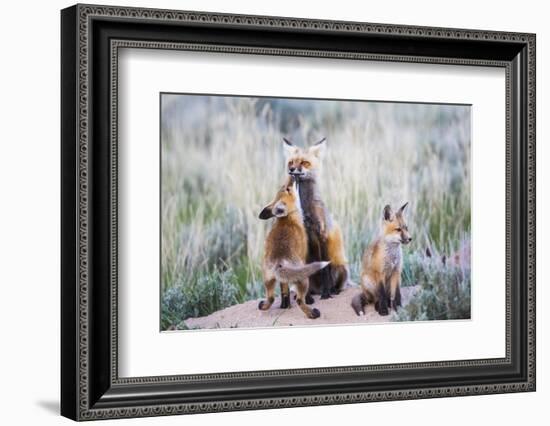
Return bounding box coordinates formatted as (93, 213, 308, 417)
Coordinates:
(401, 235, 413, 244)
(398, 228, 412, 244)
(288, 165, 305, 177)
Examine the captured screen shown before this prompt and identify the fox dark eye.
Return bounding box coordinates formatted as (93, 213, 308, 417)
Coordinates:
(395, 227, 402, 232)
(301, 161, 310, 167)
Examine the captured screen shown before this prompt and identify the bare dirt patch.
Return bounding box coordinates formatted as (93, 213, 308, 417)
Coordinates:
(184, 286, 419, 330)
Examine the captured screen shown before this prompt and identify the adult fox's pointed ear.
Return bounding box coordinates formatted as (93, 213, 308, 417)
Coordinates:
(282, 137, 298, 157)
(397, 202, 409, 217)
(308, 137, 326, 158)
(383, 204, 394, 221)
(259, 204, 275, 220)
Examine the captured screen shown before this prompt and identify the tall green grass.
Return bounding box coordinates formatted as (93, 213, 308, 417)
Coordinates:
(160, 95, 471, 329)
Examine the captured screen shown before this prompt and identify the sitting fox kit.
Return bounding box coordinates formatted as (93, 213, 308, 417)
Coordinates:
(283, 137, 350, 300)
(258, 177, 330, 319)
(352, 203, 412, 316)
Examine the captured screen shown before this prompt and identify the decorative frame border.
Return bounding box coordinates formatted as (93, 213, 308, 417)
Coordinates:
(62, 3, 536, 421)
(109, 40, 512, 384)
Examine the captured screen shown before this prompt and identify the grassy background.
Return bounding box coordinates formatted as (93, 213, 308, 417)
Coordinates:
(160, 94, 471, 330)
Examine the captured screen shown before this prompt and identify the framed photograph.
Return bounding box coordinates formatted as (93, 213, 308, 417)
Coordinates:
(61, 4, 536, 421)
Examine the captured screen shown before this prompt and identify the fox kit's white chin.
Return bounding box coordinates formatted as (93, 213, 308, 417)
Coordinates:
(384, 234, 403, 245)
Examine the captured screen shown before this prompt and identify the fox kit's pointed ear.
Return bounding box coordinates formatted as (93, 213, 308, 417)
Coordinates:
(259, 204, 274, 220)
(282, 137, 298, 157)
(308, 137, 326, 158)
(397, 202, 409, 217)
(383, 205, 394, 221)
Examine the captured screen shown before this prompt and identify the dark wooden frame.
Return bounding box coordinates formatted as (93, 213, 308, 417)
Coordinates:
(61, 3, 536, 421)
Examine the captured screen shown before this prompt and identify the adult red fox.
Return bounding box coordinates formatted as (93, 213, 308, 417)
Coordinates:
(283, 137, 350, 300)
(351, 203, 412, 316)
(258, 177, 330, 319)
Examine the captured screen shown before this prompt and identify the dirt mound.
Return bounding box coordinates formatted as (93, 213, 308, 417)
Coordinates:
(184, 286, 419, 330)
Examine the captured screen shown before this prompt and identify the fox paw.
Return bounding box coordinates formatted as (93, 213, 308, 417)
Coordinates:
(378, 307, 389, 316)
(258, 300, 269, 311)
(309, 308, 321, 319)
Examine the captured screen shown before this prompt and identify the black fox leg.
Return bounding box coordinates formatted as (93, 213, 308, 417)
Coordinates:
(296, 280, 320, 319)
(258, 278, 276, 311)
(280, 282, 290, 309)
(320, 264, 333, 299)
(394, 286, 402, 308)
(376, 283, 389, 316)
(307, 234, 333, 299)
(331, 264, 348, 294)
(307, 272, 321, 295)
(319, 240, 334, 299)
(389, 274, 401, 311)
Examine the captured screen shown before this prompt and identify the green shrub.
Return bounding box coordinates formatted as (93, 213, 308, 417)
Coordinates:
(161, 267, 242, 330)
(398, 251, 471, 321)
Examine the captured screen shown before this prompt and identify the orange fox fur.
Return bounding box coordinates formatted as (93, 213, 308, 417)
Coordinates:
(283, 137, 350, 300)
(352, 203, 412, 316)
(259, 177, 330, 319)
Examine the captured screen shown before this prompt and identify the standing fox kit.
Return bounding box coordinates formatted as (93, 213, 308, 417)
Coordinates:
(259, 177, 330, 319)
(283, 137, 350, 300)
(352, 203, 412, 316)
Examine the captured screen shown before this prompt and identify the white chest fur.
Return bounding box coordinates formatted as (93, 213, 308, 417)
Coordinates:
(384, 243, 402, 275)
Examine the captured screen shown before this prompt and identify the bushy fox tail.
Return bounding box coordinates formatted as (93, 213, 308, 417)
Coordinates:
(351, 285, 376, 316)
(275, 261, 330, 282)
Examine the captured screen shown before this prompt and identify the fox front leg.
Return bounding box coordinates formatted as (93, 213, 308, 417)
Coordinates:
(307, 238, 332, 300)
(306, 220, 334, 299)
(389, 272, 402, 311)
(394, 286, 402, 309)
(319, 267, 333, 299)
(258, 278, 276, 311)
(318, 235, 334, 299)
(375, 282, 389, 316)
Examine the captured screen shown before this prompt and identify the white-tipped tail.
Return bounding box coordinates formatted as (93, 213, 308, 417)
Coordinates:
(275, 260, 330, 282)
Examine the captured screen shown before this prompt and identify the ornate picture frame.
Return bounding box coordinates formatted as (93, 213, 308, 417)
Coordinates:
(61, 4, 535, 421)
